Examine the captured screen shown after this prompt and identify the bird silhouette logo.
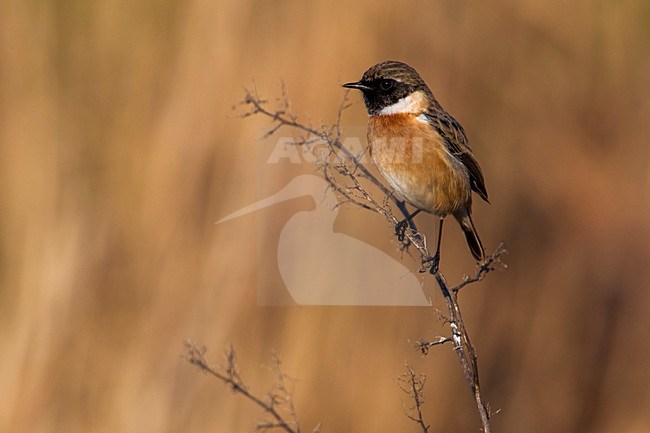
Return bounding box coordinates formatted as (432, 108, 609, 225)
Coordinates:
(218, 175, 430, 306)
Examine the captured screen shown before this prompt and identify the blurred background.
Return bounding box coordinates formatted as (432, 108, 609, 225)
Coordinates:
(1, 1, 649, 432)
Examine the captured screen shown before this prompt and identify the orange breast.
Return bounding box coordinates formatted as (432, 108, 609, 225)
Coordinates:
(368, 114, 470, 216)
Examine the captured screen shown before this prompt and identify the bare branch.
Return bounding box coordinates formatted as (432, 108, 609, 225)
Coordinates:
(414, 336, 453, 355)
(234, 88, 419, 236)
(431, 271, 494, 433)
(184, 342, 305, 433)
(397, 365, 430, 433)
(453, 244, 508, 293)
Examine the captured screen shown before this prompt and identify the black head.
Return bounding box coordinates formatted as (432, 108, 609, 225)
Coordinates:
(343, 61, 433, 116)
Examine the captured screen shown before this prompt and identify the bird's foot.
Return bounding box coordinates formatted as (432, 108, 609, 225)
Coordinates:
(422, 253, 440, 275)
(395, 219, 409, 242)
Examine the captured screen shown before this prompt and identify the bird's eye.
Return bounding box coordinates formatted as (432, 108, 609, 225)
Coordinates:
(379, 79, 393, 90)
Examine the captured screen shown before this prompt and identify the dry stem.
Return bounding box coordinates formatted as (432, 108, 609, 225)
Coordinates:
(397, 365, 430, 433)
(184, 342, 308, 433)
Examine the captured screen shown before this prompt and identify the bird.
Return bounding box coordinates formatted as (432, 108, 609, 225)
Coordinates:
(343, 60, 489, 274)
(217, 175, 430, 306)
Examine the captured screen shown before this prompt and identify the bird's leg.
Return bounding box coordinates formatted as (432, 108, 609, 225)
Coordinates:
(422, 218, 444, 274)
(395, 209, 421, 242)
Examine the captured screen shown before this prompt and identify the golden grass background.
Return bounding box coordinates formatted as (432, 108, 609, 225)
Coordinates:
(1, 1, 649, 432)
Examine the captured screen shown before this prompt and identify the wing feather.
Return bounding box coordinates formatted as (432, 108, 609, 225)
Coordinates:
(423, 111, 489, 203)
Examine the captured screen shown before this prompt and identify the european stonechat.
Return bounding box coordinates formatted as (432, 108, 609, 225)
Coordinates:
(343, 61, 488, 273)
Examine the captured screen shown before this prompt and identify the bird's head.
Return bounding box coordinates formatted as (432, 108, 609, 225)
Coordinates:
(343, 61, 434, 116)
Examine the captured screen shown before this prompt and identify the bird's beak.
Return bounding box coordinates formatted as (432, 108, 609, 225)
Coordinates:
(342, 81, 371, 91)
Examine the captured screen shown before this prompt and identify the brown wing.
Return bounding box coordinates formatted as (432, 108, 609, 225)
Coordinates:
(423, 111, 489, 203)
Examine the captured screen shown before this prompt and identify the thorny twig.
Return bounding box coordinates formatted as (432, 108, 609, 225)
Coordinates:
(184, 342, 307, 433)
(414, 336, 453, 355)
(452, 244, 508, 293)
(237, 87, 419, 243)
(397, 365, 430, 433)
(231, 87, 507, 433)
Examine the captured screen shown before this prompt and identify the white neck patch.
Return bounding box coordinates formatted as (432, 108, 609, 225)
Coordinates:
(378, 90, 427, 115)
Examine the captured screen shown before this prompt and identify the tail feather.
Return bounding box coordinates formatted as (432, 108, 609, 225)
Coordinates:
(455, 212, 484, 262)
